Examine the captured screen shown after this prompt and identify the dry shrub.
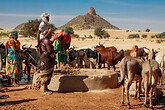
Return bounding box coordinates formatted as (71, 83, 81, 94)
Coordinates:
(156, 39, 162, 44)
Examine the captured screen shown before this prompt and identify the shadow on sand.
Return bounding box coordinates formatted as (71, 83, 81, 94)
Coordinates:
(58, 75, 89, 93)
(0, 99, 37, 106)
(0, 87, 27, 93)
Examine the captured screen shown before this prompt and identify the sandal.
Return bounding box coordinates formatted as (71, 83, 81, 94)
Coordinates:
(42, 91, 52, 95)
(12, 83, 20, 87)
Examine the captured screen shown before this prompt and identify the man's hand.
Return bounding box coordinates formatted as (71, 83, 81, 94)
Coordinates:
(66, 49, 69, 54)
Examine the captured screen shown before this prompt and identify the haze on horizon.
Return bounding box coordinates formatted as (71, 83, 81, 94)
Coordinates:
(0, 0, 165, 32)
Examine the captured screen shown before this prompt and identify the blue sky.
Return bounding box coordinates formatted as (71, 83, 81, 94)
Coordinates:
(0, 0, 165, 32)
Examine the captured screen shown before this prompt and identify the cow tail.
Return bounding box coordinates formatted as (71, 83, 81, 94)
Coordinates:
(148, 59, 152, 91)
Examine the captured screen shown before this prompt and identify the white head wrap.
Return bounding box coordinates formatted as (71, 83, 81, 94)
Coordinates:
(41, 13, 50, 24)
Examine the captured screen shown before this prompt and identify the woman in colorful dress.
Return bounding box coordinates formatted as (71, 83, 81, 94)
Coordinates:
(40, 29, 57, 94)
(53, 30, 71, 69)
(8, 31, 23, 86)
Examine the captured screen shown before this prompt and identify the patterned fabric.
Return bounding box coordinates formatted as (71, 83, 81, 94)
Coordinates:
(8, 39, 23, 81)
(40, 38, 54, 54)
(40, 67, 53, 85)
(54, 39, 67, 63)
(5, 33, 11, 76)
(53, 30, 71, 49)
(5, 41, 10, 75)
(40, 38, 55, 85)
(6, 57, 10, 76)
(5, 41, 9, 49)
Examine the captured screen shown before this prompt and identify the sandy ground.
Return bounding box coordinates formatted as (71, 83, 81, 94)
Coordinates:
(1, 37, 165, 52)
(0, 37, 165, 110)
(0, 76, 165, 110)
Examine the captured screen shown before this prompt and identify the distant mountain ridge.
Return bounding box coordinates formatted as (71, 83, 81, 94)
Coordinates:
(14, 6, 120, 30)
(14, 23, 25, 30)
(58, 6, 119, 30)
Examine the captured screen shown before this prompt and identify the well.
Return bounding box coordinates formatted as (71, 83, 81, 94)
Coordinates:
(33, 69, 118, 92)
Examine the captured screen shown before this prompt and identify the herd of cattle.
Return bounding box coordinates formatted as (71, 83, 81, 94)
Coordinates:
(0, 41, 165, 108)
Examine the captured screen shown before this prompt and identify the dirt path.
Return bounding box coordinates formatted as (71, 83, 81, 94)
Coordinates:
(0, 82, 165, 110)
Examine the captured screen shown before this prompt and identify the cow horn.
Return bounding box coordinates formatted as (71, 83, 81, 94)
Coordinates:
(99, 42, 100, 45)
(143, 47, 150, 54)
(28, 44, 32, 48)
(22, 44, 27, 49)
(102, 42, 105, 45)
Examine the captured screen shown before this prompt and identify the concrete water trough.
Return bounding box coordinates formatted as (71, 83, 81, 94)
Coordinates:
(34, 69, 118, 92)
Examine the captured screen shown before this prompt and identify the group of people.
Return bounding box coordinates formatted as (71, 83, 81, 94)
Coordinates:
(5, 12, 71, 94)
(4, 12, 138, 94)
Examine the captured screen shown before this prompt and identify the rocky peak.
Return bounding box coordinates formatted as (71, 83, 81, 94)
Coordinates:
(86, 6, 96, 15)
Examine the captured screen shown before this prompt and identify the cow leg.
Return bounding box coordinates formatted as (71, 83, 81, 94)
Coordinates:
(122, 85, 125, 105)
(103, 63, 105, 68)
(154, 85, 157, 102)
(107, 62, 110, 70)
(126, 72, 134, 108)
(149, 85, 154, 108)
(77, 57, 80, 68)
(83, 54, 89, 68)
(159, 68, 164, 85)
(135, 81, 138, 98)
(125, 79, 133, 108)
(26, 61, 31, 82)
(24, 66, 27, 74)
(143, 76, 148, 106)
(113, 65, 116, 71)
(152, 78, 158, 104)
(138, 80, 142, 101)
(89, 61, 93, 69)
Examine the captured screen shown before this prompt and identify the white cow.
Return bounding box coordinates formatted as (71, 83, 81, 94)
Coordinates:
(155, 49, 165, 85)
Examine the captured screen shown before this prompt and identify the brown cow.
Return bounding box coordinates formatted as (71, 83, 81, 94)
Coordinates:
(96, 42, 117, 52)
(95, 45, 124, 71)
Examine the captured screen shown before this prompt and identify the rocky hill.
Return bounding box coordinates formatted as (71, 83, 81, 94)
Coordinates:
(13, 23, 25, 30)
(58, 6, 119, 30)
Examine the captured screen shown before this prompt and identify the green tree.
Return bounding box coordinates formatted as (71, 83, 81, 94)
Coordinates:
(128, 34, 140, 39)
(142, 34, 147, 38)
(103, 32, 110, 38)
(94, 27, 105, 39)
(21, 19, 40, 37)
(94, 27, 110, 39)
(21, 19, 56, 37)
(145, 29, 150, 32)
(48, 23, 56, 34)
(160, 32, 165, 38)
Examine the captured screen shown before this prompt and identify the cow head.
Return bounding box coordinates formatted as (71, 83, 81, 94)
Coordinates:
(95, 42, 105, 50)
(0, 42, 5, 49)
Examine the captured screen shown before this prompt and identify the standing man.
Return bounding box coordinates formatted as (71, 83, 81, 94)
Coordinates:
(53, 30, 71, 69)
(36, 13, 50, 51)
